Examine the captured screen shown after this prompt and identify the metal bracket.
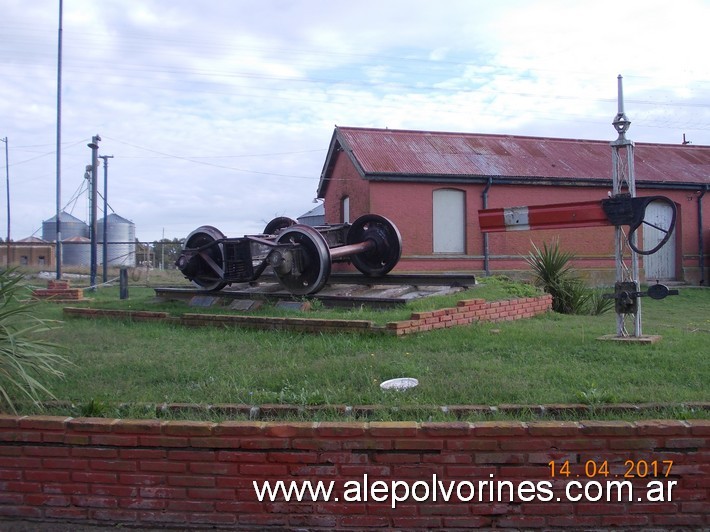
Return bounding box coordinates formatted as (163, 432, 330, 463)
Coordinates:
(603, 282, 679, 314)
(601, 195, 677, 255)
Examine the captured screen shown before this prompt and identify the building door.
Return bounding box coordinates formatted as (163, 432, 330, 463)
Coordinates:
(433, 189, 465, 253)
(643, 200, 677, 281)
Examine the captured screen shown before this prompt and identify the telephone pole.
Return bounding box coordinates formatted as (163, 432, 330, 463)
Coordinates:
(1, 137, 9, 268)
(56, 0, 63, 280)
(88, 135, 100, 289)
(99, 154, 113, 282)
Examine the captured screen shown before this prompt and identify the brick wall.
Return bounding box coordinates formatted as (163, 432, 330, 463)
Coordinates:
(32, 280, 84, 301)
(0, 416, 707, 529)
(323, 152, 371, 224)
(386, 295, 552, 336)
(63, 294, 553, 336)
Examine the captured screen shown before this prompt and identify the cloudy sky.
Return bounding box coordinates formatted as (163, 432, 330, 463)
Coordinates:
(2, 0, 709, 242)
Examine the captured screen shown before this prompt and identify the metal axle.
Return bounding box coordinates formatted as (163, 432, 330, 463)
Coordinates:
(329, 240, 375, 260)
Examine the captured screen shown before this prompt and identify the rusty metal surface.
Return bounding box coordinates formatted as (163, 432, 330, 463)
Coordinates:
(479, 200, 610, 232)
(334, 127, 710, 185)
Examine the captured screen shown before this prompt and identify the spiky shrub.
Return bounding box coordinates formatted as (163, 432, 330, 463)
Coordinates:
(525, 240, 575, 295)
(525, 240, 611, 315)
(0, 269, 68, 413)
(525, 240, 577, 313)
(586, 288, 615, 316)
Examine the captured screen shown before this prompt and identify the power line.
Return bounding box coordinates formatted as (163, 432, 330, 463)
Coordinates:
(102, 136, 318, 179)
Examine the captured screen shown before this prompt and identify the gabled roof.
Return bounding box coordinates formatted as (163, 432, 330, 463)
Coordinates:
(317, 127, 710, 196)
(298, 202, 325, 219)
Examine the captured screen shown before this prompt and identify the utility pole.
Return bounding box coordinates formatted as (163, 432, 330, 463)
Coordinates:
(1, 137, 9, 268)
(88, 135, 100, 289)
(99, 154, 113, 283)
(56, 0, 63, 280)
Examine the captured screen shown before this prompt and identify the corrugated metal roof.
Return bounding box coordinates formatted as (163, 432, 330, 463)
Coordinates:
(320, 127, 710, 193)
(298, 203, 325, 219)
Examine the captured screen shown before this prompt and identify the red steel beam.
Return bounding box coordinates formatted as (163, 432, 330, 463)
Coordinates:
(479, 200, 611, 233)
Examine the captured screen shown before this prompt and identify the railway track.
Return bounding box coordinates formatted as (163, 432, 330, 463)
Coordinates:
(154, 272, 477, 309)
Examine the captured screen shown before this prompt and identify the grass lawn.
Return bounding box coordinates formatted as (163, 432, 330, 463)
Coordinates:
(10, 272, 710, 421)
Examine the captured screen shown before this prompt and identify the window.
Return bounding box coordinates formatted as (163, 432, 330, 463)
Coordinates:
(342, 196, 350, 223)
(433, 189, 465, 253)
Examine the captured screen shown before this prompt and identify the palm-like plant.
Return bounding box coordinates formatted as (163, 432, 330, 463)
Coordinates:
(525, 240, 611, 315)
(0, 269, 69, 413)
(525, 240, 577, 313)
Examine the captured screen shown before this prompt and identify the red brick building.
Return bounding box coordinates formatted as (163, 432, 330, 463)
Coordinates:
(316, 127, 710, 284)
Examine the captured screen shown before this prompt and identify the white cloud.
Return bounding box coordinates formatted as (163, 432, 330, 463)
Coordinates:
(0, 0, 708, 244)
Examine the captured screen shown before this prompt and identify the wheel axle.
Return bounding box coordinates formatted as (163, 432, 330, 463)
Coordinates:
(176, 214, 402, 295)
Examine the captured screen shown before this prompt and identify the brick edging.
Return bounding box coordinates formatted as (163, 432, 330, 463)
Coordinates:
(2, 413, 709, 437)
(63, 294, 553, 335)
(1, 415, 707, 529)
(387, 294, 552, 335)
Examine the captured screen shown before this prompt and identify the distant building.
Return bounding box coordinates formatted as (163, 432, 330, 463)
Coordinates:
(297, 203, 325, 226)
(0, 237, 54, 268)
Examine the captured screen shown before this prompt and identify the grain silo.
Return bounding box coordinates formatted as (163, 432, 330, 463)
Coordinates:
(98, 213, 136, 266)
(42, 211, 88, 242)
(62, 236, 91, 266)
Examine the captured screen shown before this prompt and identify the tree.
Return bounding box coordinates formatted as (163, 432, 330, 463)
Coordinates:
(153, 238, 183, 269)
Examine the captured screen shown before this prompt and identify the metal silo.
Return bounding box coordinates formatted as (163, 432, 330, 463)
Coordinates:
(62, 236, 91, 266)
(98, 213, 136, 266)
(42, 211, 89, 242)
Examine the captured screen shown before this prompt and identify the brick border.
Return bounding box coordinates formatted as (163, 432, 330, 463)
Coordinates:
(0, 416, 707, 529)
(31, 280, 85, 302)
(63, 294, 553, 335)
(39, 400, 710, 421)
(386, 295, 552, 335)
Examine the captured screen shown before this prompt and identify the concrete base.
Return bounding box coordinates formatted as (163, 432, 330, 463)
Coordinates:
(188, 295, 219, 307)
(597, 334, 662, 344)
(229, 299, 263, 311)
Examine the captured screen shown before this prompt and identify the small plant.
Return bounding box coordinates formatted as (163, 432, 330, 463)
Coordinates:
(80, 398, 109, 417)
(587, 289, 614, 316)
(0, 269, 69, 413)
(307, 298, 324, 311)
(575, 383, 617, 405)
(525, 241, 575, 296)
(526, 240, 611, 316)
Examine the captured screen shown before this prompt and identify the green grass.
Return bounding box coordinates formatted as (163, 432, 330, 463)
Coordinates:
(50, 274, 541, 325)
(8, 273, 710, 421)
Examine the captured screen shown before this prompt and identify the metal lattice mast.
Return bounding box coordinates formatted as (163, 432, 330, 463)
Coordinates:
(610, 75, 641, 337)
